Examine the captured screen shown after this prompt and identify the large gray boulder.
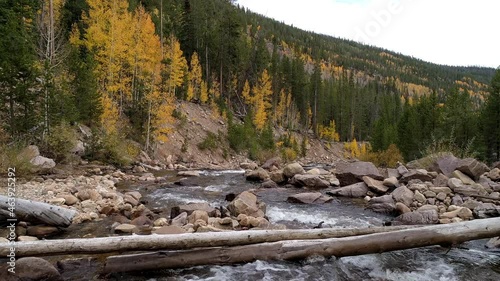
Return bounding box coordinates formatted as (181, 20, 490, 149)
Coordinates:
(283, 163, 305, 178)
(227, 191, 265, 218)
(363, 176, 389, 194)
(434, 154, 460, 177)
(335, 161, 383, 186)
(0, 257, 63, 281)
(391, 186, 414, 207)
(287, 192, 333, 204)
(245, 168, 269, 182)
(368, 195, 396, 214)
(290, 174, 330, 189)
(326, 182, 369, 198)
(31, 155, 56, 169)
(457, 158, 490, 180)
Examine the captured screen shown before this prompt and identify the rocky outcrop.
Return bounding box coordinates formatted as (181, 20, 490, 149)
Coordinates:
(335, 161, 383, 186)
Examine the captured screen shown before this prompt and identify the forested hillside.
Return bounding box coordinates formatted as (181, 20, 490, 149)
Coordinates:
(1, 0, 499, 170)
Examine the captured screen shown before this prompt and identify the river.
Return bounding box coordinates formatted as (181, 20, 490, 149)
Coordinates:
(106, 170, 500, 280)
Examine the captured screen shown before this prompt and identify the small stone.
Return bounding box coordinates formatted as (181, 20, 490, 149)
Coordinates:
(18, 236, 39, 241)
(154, 225, 186, 235)
(383, 177, 399, 188)
(47, 198, 66, 205)
(395, 202, 411, 214)
(114, 224, 137, 234)
(414, 190, 426, 204)
(436, 192, 447, 201)
(423, 191, 437, 198)
(154, 218, 169, 227)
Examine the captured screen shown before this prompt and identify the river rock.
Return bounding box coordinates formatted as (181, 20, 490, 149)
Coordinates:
(62, 194, 78, 206)
(335, 161, 383, 186)
(131, 215, 152, 227)
(227, 191, 265, 218)
(395, 202, 411, 214)
(368, 195, 396, 213)
(363, 176, 389, 194)
(440, 207, 473, 220)
(457, 158, 490, 180)
(473, 203, 500, 219)
(448, 178, 464, 190)
(393, 210, 439, 225)
(114, 224, 137, 234)
(178, 170, 201, 177)
(436, 192, 447, 201)
(188, 210, 209, 224)
(5, 257, 64, 281)
(383, 177, 399, 188)
(154, 225, 186, 235)
(240, 162, 258, 170)
(283, 163, 305, 178)
(171, 212, 188, 226)
(170, 202, 217, 219)
(397, 164, 409, 176)
(287, 192, 333, 204)
(423, 191, 437, 198)
(260, 179, 279, 189)
(392, 186, 414, 206)
(400, 169, 433, 183)
(417, 205, 439, 212)
(326, 182, 369, 198)
(26, 226, 60, 238)
(452, 170, 475, 185)
(407, 183, 428, 192)
(387, 168, 401, 179)
(429, 186, 452, 194)
(125, 191, 142, 201)
(291, 174, 330, 189)
(487, 168, 500, 181)
(31, 155, 56, 169)
(414, 190, 426, 204)
(434, 155, 460, 177)
(478, 176, 500, 192)
(261, 157, 281, 170)
(454, 184, 487, 197)
(433, 174, 450, 187)
(154, 218, 168, 227)
(245, 168, 269, 182)
(269, 170, 286, 184)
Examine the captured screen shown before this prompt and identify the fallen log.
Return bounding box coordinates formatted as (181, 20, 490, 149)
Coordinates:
(0, 225, 418, 257)
(103, 217, 500, 273)
(0, 195, 77, 227)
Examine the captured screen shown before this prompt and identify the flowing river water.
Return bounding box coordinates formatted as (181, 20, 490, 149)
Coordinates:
(68, 170, 500, 280)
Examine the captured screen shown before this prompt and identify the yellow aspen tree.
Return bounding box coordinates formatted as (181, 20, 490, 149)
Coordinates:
(241, 80, 252, 105)
(209, 77, 221, 117)
(187, 52, 203, 101)
(251, 69, 273, 130)
(100, 94, 119, 134)
(350, 138, 360, 158)
(276, 88, 287, 126)
(200, 81, 208, 104)
(163, 35, 187, 96)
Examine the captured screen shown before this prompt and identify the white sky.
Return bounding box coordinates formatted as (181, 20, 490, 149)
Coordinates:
(236, 0, 499, 68)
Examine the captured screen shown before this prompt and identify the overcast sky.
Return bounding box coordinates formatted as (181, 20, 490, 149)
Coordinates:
(236, 0, 499, 68)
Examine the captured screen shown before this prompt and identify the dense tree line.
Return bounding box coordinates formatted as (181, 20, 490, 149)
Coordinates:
(1, 0, 499, 165)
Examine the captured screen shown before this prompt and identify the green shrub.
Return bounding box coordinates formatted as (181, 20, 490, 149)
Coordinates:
(0, 143, 35, 176)
(45, 122, 78, 162)
(198, 132, 219, 151)
(84, 130, 139, 167)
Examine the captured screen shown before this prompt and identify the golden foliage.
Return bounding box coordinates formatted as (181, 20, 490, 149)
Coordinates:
(318, 119, 340, 142)
(359, 144, 403, 168)
(187, 52, 203, 101)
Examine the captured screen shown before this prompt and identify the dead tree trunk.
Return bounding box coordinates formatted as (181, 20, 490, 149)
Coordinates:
(103, 217, 500, 273)
(0, 195, 77, 227)
(0, 225, 418, 257)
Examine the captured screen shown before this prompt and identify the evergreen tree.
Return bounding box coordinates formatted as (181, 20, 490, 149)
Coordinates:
(481, 68, 500, 162)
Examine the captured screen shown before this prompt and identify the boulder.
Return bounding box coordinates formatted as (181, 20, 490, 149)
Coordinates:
(283, 163, 305, 178)
(170, 202, 216, 219)
(188, 210, 209, 224)
(71, 140, 85, 155)
(434, 155, 460, 177)
(387, 168, 401, 179)
(391, 186, 414, 207)
(453, 184, 487, 197)
(130, 215, 152, 227)
(414, 190, 426, 204)
(261, 157, 281, 170)
(397, 164, 409, 176)
(457, 158, 490, 180)
(240, 162, 258, 170)
(363, 176, 389, 194)
(448, 178, 464, 190)
(269, 170, 286, 184)
(171, 212, 188, 226)
(393, 210, 439, 225)
(227, 191, 265, 218)
(433, 174, 450, 187)
(31, 155, 56, 169)
(287, 192, 334, 204)
(326, 182, 369, 198)
(260, 180, 279, 189)
(451, 170, 475, 185)
(436, 192, 447, 201)
(487, 168, 500, 181)
(423, 191, 437, 198)
(9, 257, 63, 281)
(383, 177, 399, 188)
(290, 174, 330, 189)
(473, 203, 500, 219)
(245, 168, 269, 182)
(114, 224, 137, 234)
(335, 161, 383, 186)
(441, 207, 473, 220)
(395, 202, 411, 214)
(429, 186, 452, 194)
(368, 195, 396, 214)
(400, 169, 433, 183)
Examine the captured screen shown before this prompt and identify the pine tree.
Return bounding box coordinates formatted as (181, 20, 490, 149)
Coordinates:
(481, 69, 500, 162)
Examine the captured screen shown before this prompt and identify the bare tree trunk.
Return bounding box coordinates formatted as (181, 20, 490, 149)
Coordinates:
(0, 196, 78, 227)
(0, 225, 419, 257)
(103, 217, 500, 273)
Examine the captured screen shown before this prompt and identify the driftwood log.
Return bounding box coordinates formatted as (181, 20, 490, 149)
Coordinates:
(103, 217, 500, 273)
(0, 195, 77, 227)
(0, 225, 418, 257)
